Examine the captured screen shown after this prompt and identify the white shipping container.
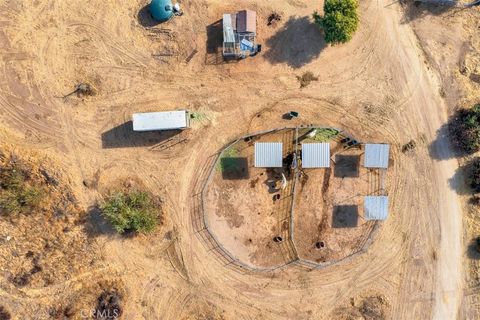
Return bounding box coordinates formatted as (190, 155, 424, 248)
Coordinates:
(132, 111, 190, 131)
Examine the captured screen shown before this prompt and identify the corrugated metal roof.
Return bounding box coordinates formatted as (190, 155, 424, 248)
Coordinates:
(254, 142, 283, 167)
(364, 196, 389, 220)
(301, 143, 330, 168)
(236, 10, 256, 33)
(364, 144, 390, 168)
(223, 14, 235, 43)
(132, 111, 189, 131)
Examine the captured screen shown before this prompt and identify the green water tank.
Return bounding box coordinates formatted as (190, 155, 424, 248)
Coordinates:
(150, 0, 174, 22)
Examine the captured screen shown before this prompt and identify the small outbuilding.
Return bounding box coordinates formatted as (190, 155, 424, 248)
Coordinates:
(254, 142, 283, 168)
(132, 110, 190, 131)
(364, 144, 390, 169)
(364, 196, 389, 220)
(223, 10, 259, 59)
(301, 143, 331, 168)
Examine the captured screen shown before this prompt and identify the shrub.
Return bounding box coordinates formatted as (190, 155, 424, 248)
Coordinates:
(101, 190, 158, 234)
(0, 165, 44, 215)
(314, 0, 359, 44)
(449, 104, 480, 153)
(469, 158, 480, 193)
(297, 71, 318, 88)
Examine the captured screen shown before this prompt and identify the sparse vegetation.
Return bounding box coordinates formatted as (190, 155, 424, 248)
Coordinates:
(314, 0, 359, 44)
(95, 289, 122, 319)
(0, 164, 44, 215)
(101, 190, 159, 234)
(312, 128, 339, 142)
(297, 71, 318, 88)
(64, 82, 96, 99)
(190, 111, 210, 123)
(449, 104, 480, 153)
(402, 140, 417, 153)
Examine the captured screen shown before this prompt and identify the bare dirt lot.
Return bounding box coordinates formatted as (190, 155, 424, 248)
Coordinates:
(0, 0, 479, 319)
(294, 147, 378, 264)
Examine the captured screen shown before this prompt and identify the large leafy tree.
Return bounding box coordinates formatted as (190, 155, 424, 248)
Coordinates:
(314, 0, 359, 44)
(450, 104, 480, 154)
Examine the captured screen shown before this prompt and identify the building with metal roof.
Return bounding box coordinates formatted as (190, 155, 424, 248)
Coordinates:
(254, 142, 283, 168)
(236, 10, 256, 33)
(364, 196, 389, 220)
(301, 143, 330, 168)
(132, 110, 190, 131)
(222, 10, 259, 59)
(223, 14, 235, 44)
(364, 144, 390, 168)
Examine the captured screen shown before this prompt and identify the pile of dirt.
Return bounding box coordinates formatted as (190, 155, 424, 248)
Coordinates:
(0, 145, 101, 289)
(332, 294, 390, 320)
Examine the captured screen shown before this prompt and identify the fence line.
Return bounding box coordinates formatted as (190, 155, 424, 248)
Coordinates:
(192, 126, 384, 273)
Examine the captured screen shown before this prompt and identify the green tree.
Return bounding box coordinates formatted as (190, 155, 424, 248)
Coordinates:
(450, 104, 480, 154)
(101, 190, 159, 234)
(314, 0, 359, 44)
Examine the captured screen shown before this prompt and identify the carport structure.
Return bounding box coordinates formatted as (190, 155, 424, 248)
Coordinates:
(364, 196, 389, 221)
(301, 142, 331, 168)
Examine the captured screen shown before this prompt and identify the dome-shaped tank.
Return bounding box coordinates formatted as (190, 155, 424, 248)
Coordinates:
(150, 0, 174, 22)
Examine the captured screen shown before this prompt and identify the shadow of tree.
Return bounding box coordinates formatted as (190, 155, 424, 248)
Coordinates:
(447, 160, 471, 195)
(84, 205, 117, 238)
(428, 110, 474, 161)
(264, 16, 326, 68)
(399, 0, 458, 23)
(467, 237, 480, 260)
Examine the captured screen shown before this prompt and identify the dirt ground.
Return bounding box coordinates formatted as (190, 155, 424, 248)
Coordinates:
(294, 146, 378, 264)
(0, 0, 479, 319)
(205, 129, 296, 268)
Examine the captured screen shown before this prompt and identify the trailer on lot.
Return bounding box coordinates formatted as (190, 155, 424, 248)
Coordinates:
(132, 110, 190, 131)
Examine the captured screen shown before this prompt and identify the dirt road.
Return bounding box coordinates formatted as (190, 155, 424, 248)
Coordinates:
(379, 2, 463, 318)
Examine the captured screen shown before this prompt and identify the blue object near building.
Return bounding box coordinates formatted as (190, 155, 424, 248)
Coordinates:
(150, 0, 174, 22)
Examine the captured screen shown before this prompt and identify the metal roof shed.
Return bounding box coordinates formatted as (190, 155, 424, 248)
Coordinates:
(236, 10, 256, 33)
(223, 14, 235, 43)
(364, 196, 389, 220)
(254, 142, 283, 168)
(301, 143, 330, 168)
(364, 144, 390, 168)
(132, 110, 190, 131)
